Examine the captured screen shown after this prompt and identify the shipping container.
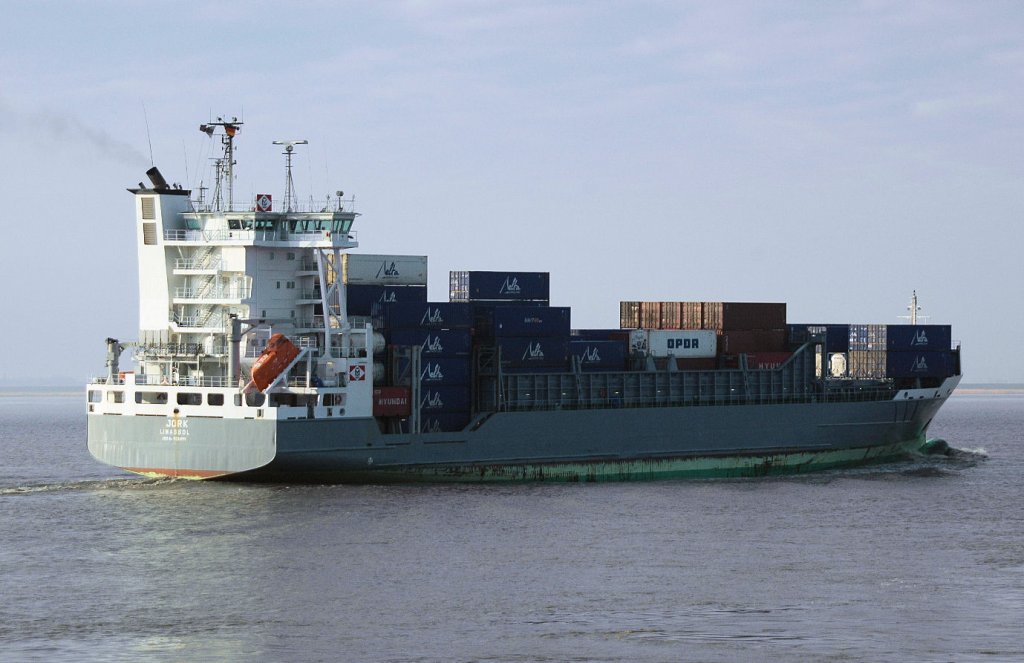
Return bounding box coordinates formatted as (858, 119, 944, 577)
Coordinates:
(475, 305, 571, 338)
(703, 302, 787, 331)
(886, 325, 952, 352)
(372, 386, 411, 417)
(640, 301, 662, 329)
(787, 324, 850, 353)
(570, 340, 628, 371)
(633, 330, 717, 358)
(683, 301, 703, 329)
(418, 357, 471, 385)
(847, 350, 887, 378)
(389, 329, 472, 356)
(343, 254, 428, 285)
(717, 329, 786, 354)
(886, 351, 954, 378)
(619, 301, 641, 329)
(372, 301, 473, 331)
(346, 284, 427, 316)
(571, 328, 632, 343)
(848, 324, 887, 351)
(659, 302, 682, 329)
(494, 337, 570, 368)
(449, 270, 550, 302)
(419, 385, 472, 413)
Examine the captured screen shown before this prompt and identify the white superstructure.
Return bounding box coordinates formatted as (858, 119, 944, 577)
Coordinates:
(88, 120, 377, 432)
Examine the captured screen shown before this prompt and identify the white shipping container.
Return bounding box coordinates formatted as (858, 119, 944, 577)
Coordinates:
(342, 254, 428, 285)
(634, 329, 717, 358)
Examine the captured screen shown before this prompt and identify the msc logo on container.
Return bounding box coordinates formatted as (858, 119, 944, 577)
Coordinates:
(667, 337, 702, 349)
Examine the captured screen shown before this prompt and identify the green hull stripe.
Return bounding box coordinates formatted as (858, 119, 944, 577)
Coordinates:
(277, 435, 929, 484)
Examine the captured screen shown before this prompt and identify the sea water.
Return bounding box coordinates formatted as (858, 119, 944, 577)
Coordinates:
(1, 391, 1021, 662)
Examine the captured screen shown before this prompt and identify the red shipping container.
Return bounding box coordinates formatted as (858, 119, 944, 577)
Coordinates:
(251, 333, 300, 391)
(373, 386, 412, 416)
(718, 329, 786, 354)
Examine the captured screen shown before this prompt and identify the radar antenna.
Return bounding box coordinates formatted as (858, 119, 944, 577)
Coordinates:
(272, 140, 308, 212)
(198, 117, 242, 211)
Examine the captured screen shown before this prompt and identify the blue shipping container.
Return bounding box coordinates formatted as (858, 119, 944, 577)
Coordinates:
(372, 301, 473, 331)
(450, 270, 550, 301)
(495, 337, 570, 368)
(886, 325, 952, 351)
(886, 351, 954, 378)
(347, 284, 427, 316)
(419, 386, 472, 413)
(419, 357, 471, 385)
(475, 305, 571, 338)
(570, 340, 627, 371)
(389, 329, 472, 356)
(787, 324, 850, 353)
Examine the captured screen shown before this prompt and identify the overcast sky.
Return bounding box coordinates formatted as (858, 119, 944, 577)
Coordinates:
(1, 1, 1021, 383)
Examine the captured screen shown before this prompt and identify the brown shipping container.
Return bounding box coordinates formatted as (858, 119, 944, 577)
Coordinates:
(659, 302, 682, 329)
(619, 301, 640, 329)
(641, 301, 662, 329)
(373, 386, 412, 416)
(703, 302, 787, 331)
(848, 350, 887, 378)
(682, 301, 703, 329)
(718, 329, 787, 354)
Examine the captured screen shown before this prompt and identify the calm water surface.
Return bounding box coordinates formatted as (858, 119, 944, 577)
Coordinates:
(0, 391, 1021, 662)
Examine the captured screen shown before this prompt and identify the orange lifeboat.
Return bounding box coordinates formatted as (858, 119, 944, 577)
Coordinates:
(251, 333, 301, 391)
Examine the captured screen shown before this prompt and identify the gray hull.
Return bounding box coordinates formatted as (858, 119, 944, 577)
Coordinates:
(89, 388, 951, 482)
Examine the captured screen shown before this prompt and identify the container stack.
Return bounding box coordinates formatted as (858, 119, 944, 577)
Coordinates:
(847, 324, 887, 378)
(342, 254, 428, 316)
(476, 305, 572, 374)
(788, 323, 955, 379)
(885, 324, 954, 379)
(620, 301, 787, 357)
(372, 301, 473, 432)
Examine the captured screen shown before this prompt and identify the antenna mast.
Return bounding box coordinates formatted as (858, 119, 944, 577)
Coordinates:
(199, 117, 242, 211)
(899, 290, 928, 324)
(273, 140, 308, 212)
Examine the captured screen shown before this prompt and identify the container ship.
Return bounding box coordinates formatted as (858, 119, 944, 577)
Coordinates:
(86, 121, 962, 482)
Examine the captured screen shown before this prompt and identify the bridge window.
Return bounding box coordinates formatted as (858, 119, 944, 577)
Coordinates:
(135, 391, 168, 404)
(207, 393, 224, 406)
(176, 392, 202, 406)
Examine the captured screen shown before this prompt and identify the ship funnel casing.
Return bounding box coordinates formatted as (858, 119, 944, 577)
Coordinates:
(146, 166, 170, 190)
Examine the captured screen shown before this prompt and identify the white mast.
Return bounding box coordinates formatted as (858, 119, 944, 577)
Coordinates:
(273, 139, 308, 212)
(199, 118, 242, 211)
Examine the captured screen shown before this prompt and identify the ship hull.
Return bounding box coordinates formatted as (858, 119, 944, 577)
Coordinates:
(88, 381, 954, 482)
